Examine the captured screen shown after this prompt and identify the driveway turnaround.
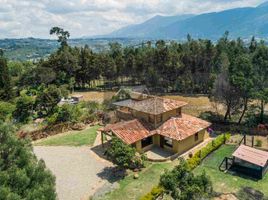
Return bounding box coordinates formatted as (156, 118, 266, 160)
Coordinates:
(34, 146, 113, 200)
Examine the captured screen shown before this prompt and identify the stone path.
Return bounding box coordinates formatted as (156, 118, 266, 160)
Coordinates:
(34, 146, 113, 200)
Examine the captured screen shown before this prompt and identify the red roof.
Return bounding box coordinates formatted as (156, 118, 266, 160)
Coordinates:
(113, 96, 188, 115)
(233, 145, 268, 167)
(102, 114, 211, 144)
(103, 119, 154, 144)
(156, 114, 211, 141)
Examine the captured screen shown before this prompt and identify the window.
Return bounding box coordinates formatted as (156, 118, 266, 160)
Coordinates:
(149, 115, 154, 123)
(164, 137, 173, 148)
(195, 133, 199, 141)
(141, 136, 153, 148)
(156, 114, 163, 123)
(176, 108, 181, 116)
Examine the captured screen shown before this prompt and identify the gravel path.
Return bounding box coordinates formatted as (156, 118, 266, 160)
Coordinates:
(34, 146, 113, 200)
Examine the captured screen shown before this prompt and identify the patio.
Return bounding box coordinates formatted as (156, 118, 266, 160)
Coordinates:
(145, 146, 174, 161)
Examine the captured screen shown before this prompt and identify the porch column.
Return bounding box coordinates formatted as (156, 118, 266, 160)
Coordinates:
(101, 131, 104, 147)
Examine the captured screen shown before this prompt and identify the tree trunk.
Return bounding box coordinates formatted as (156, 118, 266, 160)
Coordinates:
(224, 104, 231, 122)
(260, 100, 264, 124)
(238, 98, 248, 124)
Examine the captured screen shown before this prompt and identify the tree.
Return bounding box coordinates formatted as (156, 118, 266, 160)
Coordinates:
(35, 85, 63, 117)
(230, 54, 254, 124)
(0, 122, 56, 199)
(106, 137, 145, 169)
(252, 42, 268, 123)
(160, 159, 212, 200)
(50, 27, 70, 48)
(211, 52, 241, 121)
(0, 51, 12, 100)
(13, 93, 35, 123)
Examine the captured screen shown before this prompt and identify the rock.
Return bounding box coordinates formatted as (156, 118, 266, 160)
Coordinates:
(133, 168, 139, 172)
(133, 173, 139, 179)
(71, 123, 85, 130)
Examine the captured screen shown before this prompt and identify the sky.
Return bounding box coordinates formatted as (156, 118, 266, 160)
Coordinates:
(0, 0, 266, 39)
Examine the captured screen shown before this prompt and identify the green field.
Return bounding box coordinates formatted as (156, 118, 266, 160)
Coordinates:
(194, 145, 268, 196)
(34, 125, 100, 146)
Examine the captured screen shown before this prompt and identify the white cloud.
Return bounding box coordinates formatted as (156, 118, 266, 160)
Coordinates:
(0, 0, 266, 38)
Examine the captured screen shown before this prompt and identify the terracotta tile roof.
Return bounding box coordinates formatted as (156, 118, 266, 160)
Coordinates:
(102, 119, 154, 144)
(102, 114, 211, 144)
(156, 114, 211, 141)
(113, 96, 188, 115)
(232, 145, 268, 167)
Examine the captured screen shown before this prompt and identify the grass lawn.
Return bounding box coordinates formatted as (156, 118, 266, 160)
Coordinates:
(101, 161, 178, 200)
(194, 145, 268, 196)
(34, 125, 100, 146)
(164, 95, 219, 117)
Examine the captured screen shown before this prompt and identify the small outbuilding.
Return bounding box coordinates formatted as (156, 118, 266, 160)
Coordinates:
(232, 145, 268, 179)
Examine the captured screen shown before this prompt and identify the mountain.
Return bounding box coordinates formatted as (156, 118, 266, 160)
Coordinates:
(108, 14, 194, 38)
(105, 1, 268, 40)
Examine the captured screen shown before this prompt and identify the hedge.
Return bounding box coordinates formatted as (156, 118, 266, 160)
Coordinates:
(188, 133, 231, 170)
(140, 133, 231, 200)
(140, 186, 164, 200)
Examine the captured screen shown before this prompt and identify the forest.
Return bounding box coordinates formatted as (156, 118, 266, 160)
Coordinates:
(0, 28, 268, 127)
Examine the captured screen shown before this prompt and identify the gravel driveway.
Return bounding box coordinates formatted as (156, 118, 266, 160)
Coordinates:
(34, 146, 113, 200)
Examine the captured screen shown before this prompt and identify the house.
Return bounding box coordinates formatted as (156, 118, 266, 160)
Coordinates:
(100, 94, 211, 155)
(232, 145, 268, 179)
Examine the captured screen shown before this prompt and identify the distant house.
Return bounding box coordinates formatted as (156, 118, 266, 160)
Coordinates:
(59, 94, 84, 105)
(100, 93, 211, 155)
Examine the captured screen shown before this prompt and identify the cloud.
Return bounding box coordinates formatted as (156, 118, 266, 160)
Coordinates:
(0, 0, 266, 38)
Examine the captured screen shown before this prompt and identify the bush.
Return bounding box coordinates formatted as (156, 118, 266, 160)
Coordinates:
(47, 104, 83, 125)
(106, 137, 145, 169)
(188, 133, 230, 170)
(256, 139, 262, 147)
(0, 101, 15, 122)
(13, 94, 35, 123)
(140, 186, 164, 200)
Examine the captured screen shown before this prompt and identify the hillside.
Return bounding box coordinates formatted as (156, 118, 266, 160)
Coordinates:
(108, 14, 194, 38)
(106, 1, 268, 40)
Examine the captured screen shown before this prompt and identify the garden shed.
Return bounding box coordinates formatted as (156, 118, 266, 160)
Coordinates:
(232, 145, 268, 179)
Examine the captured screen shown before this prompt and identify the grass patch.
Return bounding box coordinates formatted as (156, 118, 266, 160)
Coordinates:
(164, 95, 217, 117)
(34, 125, 100, 146)
(194, 145, 268, 196)
(101, 161, 178, 200)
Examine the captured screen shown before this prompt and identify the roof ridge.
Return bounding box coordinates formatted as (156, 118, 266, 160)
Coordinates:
(172, 117, 180, 138)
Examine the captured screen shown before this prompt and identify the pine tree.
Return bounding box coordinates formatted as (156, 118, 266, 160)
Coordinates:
(0, 122, 56, 200)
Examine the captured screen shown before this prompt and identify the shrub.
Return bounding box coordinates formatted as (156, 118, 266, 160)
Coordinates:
(106, 137, 145, 169)
(188, 133, 230, 170)
(13, 94, 35, 123)
(140, 186, 164, 200)
(47, 104, 83, 125)
(0, 101, 15, 122)
(256, 139, 262, 147)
